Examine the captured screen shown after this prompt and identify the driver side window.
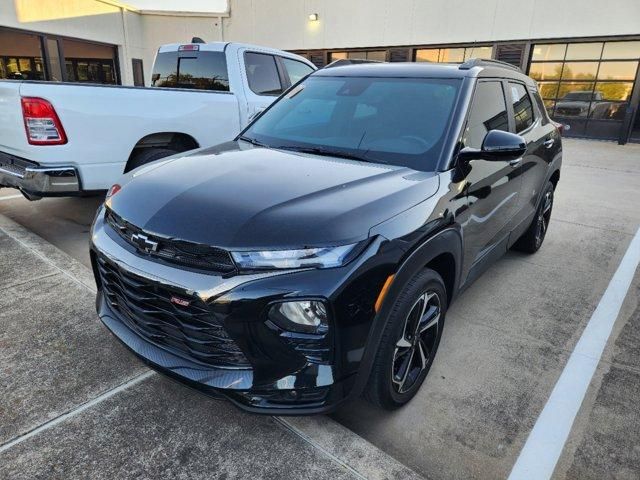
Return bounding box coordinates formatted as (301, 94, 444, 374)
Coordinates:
(463, 81, 509, 149)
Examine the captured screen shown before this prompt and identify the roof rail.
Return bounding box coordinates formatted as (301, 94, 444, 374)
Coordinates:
(323, 58, 384, 69)
(459, 58, 521, 72)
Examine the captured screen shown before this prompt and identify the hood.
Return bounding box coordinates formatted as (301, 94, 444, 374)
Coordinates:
(108, 142, 440, 249)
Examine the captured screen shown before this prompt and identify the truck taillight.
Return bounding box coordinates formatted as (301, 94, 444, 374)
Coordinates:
(21, 97, 68, 145)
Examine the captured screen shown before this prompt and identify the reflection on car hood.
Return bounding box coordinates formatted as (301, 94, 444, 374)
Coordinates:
(109, 142, 440, 249)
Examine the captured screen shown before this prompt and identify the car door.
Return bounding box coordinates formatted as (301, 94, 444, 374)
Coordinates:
(240, 51, 287, 122)
(458, 80, 522, 284)
(506, 81, 556, 229)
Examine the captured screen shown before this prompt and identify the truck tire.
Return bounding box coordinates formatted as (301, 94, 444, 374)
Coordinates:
(364, 268, 447, 410)
(512, 181, 554, 253)
(126, 148, 177, 173)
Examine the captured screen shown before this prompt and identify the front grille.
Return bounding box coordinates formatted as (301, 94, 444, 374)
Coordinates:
(96, 253, 250, 368)
(105, 209, 236, 273)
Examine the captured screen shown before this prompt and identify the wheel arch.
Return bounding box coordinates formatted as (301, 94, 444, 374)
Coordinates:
(124, 132, 200, 172)
(349, 226, 464, 400)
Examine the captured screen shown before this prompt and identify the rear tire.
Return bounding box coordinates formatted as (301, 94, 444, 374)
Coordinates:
(126, 148, 178, 173)
(512, 181, 554, 254)
(364, 268, 447, 410)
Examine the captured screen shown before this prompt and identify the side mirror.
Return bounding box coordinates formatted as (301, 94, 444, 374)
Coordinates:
(458, 130, 526, 162)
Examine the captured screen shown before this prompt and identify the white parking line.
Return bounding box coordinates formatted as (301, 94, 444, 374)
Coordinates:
(0, 194, 24, 202)
(0, 371, 154, 454)
(508, 226, 640, 480)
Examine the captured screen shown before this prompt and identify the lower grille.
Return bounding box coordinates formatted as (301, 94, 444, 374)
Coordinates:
(96, 253, 250, 368)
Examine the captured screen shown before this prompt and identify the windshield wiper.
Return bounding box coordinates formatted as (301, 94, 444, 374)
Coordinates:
(275, 145, 374, 163)
(238, 135, 268, 147)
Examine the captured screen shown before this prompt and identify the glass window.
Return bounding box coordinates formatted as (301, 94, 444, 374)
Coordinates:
(602, 41, 640, 60)
(151, 51, 229, 91)
(281, 57, 314, 84)
(463, 81, 509, 149)
(509, 82, 535, 132)
(531, 44, 567, 61)
(529, 62, 563, 81)
(565, 42, 603, 60)
(557, 82, 596, 100)
(440, 48, 465, 63)
(0, 29, 44, 80)
(65, 61, 75, 81)
(132, 58, 144, 86)
(244, 76, 461, 171)
(464, 46, 493, 60)
(594, 82, 634, 101)
(365, 50, 387, 61)
(597, 61, 638, 80)
(330, 52, 348, 61)
(561, 62, 598, 80)
(415, 49, 439, 62)
(245, 52, 282, 95)
(532, 91, 550, 125)
(538, 81, 560, 99)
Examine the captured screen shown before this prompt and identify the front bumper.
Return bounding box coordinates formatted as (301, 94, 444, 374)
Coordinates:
(89, 207, 390, 414)
(0, 151, 80, 196)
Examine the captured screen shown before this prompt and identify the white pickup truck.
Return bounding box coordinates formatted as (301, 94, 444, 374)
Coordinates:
(0, 41, 315, 199)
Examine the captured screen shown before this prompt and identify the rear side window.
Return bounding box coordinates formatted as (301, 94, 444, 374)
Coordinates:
(245, 52, 283, 96)
(463, 81, 509, 149)
(509, 82, 535, 132)
(151, 51, 229, 91)
(281, 57, 314, 84)
(532, 90, 550, 125)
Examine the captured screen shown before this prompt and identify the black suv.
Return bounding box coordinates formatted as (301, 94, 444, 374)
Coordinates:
(90, 59, 562, 414)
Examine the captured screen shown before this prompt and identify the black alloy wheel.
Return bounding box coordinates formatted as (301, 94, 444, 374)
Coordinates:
(392, 290, 441, 394)
(364, 268, 447, 409)
(513, 181, 555, 253)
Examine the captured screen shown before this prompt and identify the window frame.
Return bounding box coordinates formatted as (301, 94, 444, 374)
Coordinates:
(243, 51, 286, 97)
(458, 78, 514, 153)
(277, 56, 315, 87)
(506, 80, 537, 135)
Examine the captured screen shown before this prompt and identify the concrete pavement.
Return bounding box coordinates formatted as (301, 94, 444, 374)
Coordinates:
(0, 213, 424, 480)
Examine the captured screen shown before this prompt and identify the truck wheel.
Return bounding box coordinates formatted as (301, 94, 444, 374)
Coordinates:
(126, 148, 177, 172)
(364, 268, 446, 410)
(512, 181, 554, 253)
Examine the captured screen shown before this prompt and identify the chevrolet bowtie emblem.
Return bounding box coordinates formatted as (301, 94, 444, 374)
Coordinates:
(130, 233, 159, 253)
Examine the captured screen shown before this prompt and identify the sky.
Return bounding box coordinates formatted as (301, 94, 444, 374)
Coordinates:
(124, 0, 228, 13)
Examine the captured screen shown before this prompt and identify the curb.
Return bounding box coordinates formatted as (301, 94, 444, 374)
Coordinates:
(0, 212, 427, 480)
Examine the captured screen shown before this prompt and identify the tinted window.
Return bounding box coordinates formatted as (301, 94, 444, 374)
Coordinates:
(245, 52, 282, 95)
(532, 91, 550, 125)
(281, 57, 314, 84)
(463, 81, 509, 149)
(243, 76, 461, 171)
(509, 82, 535, 132)
(151, 51, 229, 91)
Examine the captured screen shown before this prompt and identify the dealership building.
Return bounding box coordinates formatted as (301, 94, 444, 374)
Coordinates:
(1, 0, 640, 143)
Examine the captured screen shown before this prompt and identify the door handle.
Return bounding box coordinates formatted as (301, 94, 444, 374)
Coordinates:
(543, 139, 555, 149)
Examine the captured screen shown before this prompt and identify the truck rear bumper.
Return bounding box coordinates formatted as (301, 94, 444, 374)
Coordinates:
(0, 151, 80, 197)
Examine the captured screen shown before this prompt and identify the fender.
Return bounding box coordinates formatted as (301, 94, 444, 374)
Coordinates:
(347, 226, 464, 400)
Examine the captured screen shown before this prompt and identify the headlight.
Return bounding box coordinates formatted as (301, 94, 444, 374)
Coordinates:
(268, 300, 328, 334)
(231, 243, 359, 270)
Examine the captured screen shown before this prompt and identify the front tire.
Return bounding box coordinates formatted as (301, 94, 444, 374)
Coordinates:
(512, 181, 554, 253)
(364, 269, 447, 410)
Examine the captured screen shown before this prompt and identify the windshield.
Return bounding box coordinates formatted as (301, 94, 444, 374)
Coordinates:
(242, 76, 461, 171)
